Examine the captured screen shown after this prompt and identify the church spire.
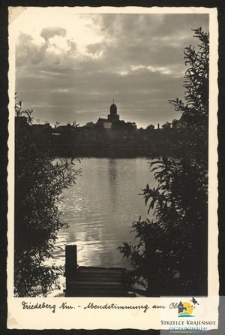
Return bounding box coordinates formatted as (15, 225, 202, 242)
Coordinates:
(108, 100, 119, 121)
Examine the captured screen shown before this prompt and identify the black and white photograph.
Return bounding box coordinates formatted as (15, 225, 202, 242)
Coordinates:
(7, 6, 219, 330)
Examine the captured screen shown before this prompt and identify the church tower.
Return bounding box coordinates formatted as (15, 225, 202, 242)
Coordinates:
(108, 100, 120, 122)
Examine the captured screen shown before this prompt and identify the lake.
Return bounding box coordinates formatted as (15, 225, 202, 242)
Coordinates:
(53, 157, 156, 269)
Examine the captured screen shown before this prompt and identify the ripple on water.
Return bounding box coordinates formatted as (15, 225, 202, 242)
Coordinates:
(53, 158, 156, 268)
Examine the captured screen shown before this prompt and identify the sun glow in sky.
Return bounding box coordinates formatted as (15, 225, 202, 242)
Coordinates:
(10, 7, 209, 128)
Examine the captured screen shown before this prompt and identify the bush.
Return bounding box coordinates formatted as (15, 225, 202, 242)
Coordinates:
(14, 101, 80, 296)
(119, 28, 209, 296)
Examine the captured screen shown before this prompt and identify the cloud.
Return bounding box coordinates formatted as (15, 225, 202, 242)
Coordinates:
(14, 11, 209, 127)
(86, 41, 107, 58)
(95, 13, 208, 70)
(40, 27, 67, 41)
(131, 65, 171, 75)
(16, 31, 79, 70)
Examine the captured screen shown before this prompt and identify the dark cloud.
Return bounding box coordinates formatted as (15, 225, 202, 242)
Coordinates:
(97, 13, 209, 69)
(16, 33, 47, 66)
(40, 26, 67, 41)
(86, 41, 107, 56)
(155, 14, 209, 37)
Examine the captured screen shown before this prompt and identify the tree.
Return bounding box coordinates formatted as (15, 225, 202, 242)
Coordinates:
(15, 100, 81, 297)
(54, 121, 60, 128)
(169, 27, 209, 152)
(119, 28, 209, 296)
(161, 121, 171, 130)
(146, 124, 155, 131)
(171, 119, 179, 128)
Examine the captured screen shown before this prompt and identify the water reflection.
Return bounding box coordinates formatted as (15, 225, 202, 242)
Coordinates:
(108, 159, 118, 204)
(54, 158, 156, 268)
(108, 159, 118, 182)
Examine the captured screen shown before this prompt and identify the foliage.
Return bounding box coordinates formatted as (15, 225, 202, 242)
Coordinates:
(119, 28, 209, 296)
(169, 27, 209, 150)
(15, 100, 80, 296)
(161, 121, 171, 130)
(15, 97, 34, 124)
(146, 124, 155, 130)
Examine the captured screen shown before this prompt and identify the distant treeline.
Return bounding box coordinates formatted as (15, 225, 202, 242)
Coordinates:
(16, 116, 206, 158)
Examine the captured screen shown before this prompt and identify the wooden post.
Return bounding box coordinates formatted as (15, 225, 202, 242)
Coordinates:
(65, 245, 77, 276)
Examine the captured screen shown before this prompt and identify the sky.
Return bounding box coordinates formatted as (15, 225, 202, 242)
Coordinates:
(11, 8, 209, 128)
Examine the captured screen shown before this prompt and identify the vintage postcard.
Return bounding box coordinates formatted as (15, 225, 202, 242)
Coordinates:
(7, 6, 219, 330)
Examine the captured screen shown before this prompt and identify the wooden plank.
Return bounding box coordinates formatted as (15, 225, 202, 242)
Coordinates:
(68, 276, 122, 283)
(77, 267, 125, 274)
(78, 269, 124, 274)
(66, 276, 123, 282)
(78, 266, 126, 270)
(68, 274, 124, 280)
(69, 278, 123, 282)
(66, 288, 126, 294)
(65, 289, 128, 297)
(66, 293, 135, 297)
(66, 275, 124, 281)
(69, 271, 123, 277)
(74, 272, 124, 277)
(67, 281, 124, 287)
(67, 286, 125, 291)
(66, 280, 125, 285)
(66, 282, 126, 288)
(76, 270, 123, 276)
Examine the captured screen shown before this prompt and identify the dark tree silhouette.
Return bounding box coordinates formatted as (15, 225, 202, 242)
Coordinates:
(15, 100, 80, 296)
(119, 28, 209, 296)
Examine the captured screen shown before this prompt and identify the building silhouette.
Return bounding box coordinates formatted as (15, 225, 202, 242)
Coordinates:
(97, 101, 121, 129)
(108, 101, 120, 122)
